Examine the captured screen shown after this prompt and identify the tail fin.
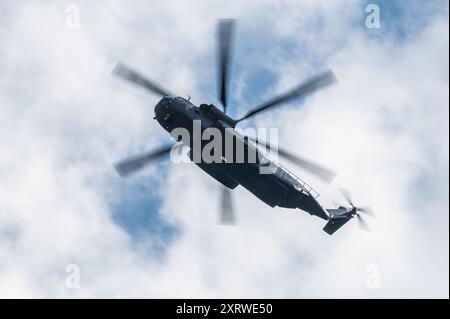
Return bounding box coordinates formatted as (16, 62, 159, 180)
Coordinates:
(323, 216, 352, 235)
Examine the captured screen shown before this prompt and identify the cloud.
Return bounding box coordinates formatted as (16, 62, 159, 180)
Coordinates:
(0, 0, 448, 298)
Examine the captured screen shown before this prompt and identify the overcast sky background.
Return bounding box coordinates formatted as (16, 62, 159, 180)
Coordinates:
(0, 0, 448, 298)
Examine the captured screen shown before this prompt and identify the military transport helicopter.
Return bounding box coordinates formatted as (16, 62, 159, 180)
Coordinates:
(113, 19, 373, 235)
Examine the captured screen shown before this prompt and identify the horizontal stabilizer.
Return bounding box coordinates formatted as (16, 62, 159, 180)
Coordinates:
(323, 216, 352, 235)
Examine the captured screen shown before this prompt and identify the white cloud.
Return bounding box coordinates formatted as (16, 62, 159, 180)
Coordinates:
(0, 0, 448, 298)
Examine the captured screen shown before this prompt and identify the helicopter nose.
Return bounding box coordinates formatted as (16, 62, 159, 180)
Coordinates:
(154, 96, 171, 117)
(154, 97, 176, 130)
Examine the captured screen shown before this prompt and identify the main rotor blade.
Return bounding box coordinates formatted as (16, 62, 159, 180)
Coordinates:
(217, 19, 235, 114)
(248, 137, 336, 183)
(356, 214, 371, 231)
(236, 70, 337, 122)
(113, 62, 173, 97)
(277, 148, 336, 183)
(220, 187, 235, 224)
(338, 188, 354, 207)
(357, 206, 375, 217)
(114, 144, 180, 177)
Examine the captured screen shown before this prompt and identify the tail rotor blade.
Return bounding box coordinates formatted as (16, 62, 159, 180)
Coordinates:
(338, 188, 354, 207)
(236, 70, 337, 123)
(356, 214, 371, 231)
(220, 187, 235, 225)
(113, 62, 173, 97)
(358, 206, 375, 217)
(217, 19, 236, 114)
(114, 144, 180, 177)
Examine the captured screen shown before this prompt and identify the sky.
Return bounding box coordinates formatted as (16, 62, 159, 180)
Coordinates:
(0, 0, 448, 298)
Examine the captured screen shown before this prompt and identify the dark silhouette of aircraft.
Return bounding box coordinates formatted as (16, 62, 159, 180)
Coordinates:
(113, 19, 374, 235)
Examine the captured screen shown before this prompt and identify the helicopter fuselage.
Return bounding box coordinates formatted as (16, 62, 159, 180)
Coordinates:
(154, 96, 328, 220)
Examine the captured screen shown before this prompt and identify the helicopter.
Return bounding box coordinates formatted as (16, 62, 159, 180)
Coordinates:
(112, 19, 373, 235)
